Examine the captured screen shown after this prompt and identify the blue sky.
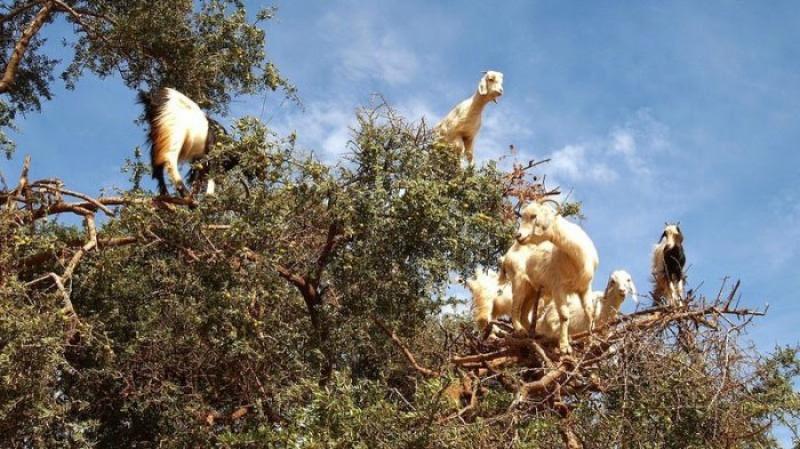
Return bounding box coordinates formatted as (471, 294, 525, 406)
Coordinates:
(3, 1, 799, 355)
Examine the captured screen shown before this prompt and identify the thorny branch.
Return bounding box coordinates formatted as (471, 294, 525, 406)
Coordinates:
(380, 281, 766, 448)
(1, 158, 202, 341)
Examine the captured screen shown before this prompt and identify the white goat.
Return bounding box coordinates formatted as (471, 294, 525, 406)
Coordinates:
(435, 71, 503, 163)
(139, 88, 228, 197)
(467, 268, 512, 337)
(500, 201, 599, 354)
(535, 270, 637, 341)
(651, 223, 686, 306)
(468, 268, 635, 341)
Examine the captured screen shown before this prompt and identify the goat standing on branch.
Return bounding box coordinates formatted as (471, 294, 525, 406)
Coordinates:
(651, 223, 686, 306)
(139, 88, 229, 197)
(470, 268, 636, 343)
(435, 71, 503, 163)
(535, 270, 636, 340)
(501, 201, 599, 354)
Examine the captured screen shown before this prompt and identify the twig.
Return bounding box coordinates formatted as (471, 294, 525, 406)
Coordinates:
(374, 317, 441, 378)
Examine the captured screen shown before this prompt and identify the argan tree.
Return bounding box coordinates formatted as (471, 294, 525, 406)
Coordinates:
(1, 2, 799, 448)
(0, 0, 293, 155)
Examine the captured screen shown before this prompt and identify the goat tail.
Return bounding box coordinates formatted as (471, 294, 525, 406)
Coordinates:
(137, 89, 169, 182)
(137, 90, 157, 174)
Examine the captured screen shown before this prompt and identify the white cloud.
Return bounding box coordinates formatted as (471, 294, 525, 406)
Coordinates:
(547, 144, 619, 184)
(395, 97, 438, 127)
(273, 100, 356, 160)
(607, 109, 671, 177)
(758, 190, 800, 271)
(476, 105, 536, 162)
(611, 129, 636, 156)
(319, 10, 420, 86)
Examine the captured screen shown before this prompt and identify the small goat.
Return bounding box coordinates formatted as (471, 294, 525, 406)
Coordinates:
(139, 88, 228, 196)
(467, 268, 512, 337)
(435, 71, 503, 163)
(651, 223, 686, 306)
(468, 269, 635, 343)
(535, 270, 637, 341)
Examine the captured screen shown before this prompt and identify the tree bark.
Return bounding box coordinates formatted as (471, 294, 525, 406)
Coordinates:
(0, 1, 55, 94)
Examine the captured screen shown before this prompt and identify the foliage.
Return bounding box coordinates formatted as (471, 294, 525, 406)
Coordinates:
(2, 104, 799, 448)
(0, 0, 294, 154)
(1, 3, 798, 447)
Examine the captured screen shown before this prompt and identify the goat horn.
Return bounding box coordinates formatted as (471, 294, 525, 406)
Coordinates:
(542, 199, 560, 207)
(481, 70, 488, 74)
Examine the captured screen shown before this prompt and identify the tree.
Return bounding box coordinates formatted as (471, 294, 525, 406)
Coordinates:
(1, 3, 799, 448)
(0, 0, 294, 156)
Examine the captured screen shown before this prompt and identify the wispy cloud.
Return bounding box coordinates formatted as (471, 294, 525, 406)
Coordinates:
(525, 109, 674, 192)
(273, 100, 356, 160)
(547, 144, 619, 184)
(608, 109, 670, 177)
(758, 189, 800, 272)
(477, 104, 536, 162)
(319, 9, 420, 85)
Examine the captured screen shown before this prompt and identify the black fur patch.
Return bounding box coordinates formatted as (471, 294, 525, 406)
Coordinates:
(138, 89, 171, 194)
(663, 244, 686, 282)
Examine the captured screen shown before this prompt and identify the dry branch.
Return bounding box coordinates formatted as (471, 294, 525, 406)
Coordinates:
(374, 317, 441, 378)
(449, 284, 765, 430)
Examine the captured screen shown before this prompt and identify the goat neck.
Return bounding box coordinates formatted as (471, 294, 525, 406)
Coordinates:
(598, 286, 626, 322)
(543, 216, 599, 286)
(466, 91, 492, 118)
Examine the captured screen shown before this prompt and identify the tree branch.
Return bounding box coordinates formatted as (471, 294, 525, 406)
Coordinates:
(374, 317, 441, 378)
(0, 1, 39, 24)
(0, 1, 55, 94)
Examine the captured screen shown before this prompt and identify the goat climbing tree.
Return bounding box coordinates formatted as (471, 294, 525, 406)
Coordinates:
(2, 1, 799, 448)
(2, 106, 798, 448)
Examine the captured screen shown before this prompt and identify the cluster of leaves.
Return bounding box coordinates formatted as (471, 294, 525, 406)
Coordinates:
(2, 104, 799, 448)
(0, 104, 517, 447)
(1, 2, 799, 447)
(0, 0, 294, 156)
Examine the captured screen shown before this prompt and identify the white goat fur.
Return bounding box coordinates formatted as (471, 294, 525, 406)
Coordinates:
(535, 270, 636, 340)
(500, 202, 599, 354)
(435, 71, 503, 163)
(466, 268, 512, 335)
(469, 269, 635, 339)
(140, 88, 218, 196)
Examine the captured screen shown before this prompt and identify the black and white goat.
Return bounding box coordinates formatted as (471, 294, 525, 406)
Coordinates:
(651, 223, 687, 306)
(138, 88, 228, 197)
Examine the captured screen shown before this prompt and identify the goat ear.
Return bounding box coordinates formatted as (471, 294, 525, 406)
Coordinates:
(478, 75, 488, 96)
